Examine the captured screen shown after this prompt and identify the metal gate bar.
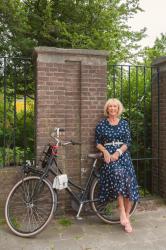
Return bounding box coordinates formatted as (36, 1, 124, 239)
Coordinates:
(0, 57, 34, 168)
(108, 64, 160, 196)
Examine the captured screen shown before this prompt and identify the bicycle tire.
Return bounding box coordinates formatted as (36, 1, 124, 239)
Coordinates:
(90, 177, 137, 224)
(5, 176, 57, 237)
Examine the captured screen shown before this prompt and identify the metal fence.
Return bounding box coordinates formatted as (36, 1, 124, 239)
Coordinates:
(0, 57, 35, 168)
(0, 57, 160, 196)
(108, 64, 160, 196)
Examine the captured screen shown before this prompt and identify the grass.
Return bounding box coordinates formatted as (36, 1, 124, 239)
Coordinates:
(0, 208, 20, 227)
(10, 217, 20, 229)
(74, 235, 82, 240)
(58, 217, 73, 227)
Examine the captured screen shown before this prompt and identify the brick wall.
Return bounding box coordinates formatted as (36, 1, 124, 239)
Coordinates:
(152, 57, 166, 197)
(34, 47, 108, 212)
(0, 48, 108, 214)
(0, 168, 20, 215)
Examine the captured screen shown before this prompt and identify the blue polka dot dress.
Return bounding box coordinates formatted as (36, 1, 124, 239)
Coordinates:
(95, 118, 139, 202)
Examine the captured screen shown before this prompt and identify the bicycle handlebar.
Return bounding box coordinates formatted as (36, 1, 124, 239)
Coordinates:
(63, 140, 81, 146)
(58, 128, 65, 132)
(61, 140, 81, 146)
(51, 127, 81, 146)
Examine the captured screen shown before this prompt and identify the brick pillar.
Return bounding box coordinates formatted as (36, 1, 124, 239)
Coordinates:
(34, 47, 108, 210)
(152, 57, 166, 197)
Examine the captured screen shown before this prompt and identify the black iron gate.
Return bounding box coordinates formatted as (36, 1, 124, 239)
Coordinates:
(0, 57, 35, 168)
(0, 58, 160, 196)
(108, 65, 160, 196)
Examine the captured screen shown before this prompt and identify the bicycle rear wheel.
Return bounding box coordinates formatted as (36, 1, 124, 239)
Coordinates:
(90, 177, 137, 224)
(5, 176, 57, 237)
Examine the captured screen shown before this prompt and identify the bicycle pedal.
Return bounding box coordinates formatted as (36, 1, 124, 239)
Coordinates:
(76, 216, 83, 220)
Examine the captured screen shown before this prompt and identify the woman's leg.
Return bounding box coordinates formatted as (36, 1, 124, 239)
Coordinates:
(124, 198, 132, 220)
(117, 194, 128, 226)
(124, 198, 133, 233)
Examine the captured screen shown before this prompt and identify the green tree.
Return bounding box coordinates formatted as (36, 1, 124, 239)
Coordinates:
(140, 33, 166, 65)
(0, 0, 145, 63)
(0, 0, 35, 56)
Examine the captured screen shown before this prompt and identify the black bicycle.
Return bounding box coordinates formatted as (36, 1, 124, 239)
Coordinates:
(5, 128, 137, 237)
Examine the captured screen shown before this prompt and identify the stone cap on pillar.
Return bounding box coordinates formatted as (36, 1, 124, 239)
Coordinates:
(152, 56, 166, 72)
(34, 47, 109, 65)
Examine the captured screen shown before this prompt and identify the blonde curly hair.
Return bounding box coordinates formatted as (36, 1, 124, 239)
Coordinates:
(104, 98, 125, 117)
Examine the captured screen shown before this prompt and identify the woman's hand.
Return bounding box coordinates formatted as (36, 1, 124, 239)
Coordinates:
(103, 150, 120, 164)
(103, 150, 112, 164)
(111, 151, 120, 161)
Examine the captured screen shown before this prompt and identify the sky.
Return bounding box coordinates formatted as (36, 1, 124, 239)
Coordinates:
(128, 0, 166, 48)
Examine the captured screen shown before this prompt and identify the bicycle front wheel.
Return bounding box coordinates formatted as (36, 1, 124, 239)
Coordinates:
(5, 176, 56, 237)
(90, 177, 137, 224)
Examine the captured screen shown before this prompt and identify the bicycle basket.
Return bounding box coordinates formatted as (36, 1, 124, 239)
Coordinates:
(53, 174, 68, 190)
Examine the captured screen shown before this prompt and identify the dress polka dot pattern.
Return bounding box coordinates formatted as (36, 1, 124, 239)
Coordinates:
(95, 118, 139, 202)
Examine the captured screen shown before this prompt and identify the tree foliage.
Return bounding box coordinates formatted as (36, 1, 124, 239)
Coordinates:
(0, 0, 145, 63)
(139, 33, 166, 65)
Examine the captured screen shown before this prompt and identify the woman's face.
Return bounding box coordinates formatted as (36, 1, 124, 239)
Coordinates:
(107, 102, 119, 117)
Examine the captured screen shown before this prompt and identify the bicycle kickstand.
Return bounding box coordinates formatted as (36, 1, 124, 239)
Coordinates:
(76, 203, 84, 220)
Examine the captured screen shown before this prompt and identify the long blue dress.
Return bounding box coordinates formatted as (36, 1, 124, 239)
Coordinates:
(95, 118, 139, 202)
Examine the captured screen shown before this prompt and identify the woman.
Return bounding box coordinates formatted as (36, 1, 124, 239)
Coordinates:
(95, 98, 139, 233)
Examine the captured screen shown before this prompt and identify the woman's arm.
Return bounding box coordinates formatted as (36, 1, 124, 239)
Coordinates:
(111, 144, 128, 161)
(96, 143, 112, 164)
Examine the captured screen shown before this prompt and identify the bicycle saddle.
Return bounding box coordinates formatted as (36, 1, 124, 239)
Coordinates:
(88, 153, 103, 159)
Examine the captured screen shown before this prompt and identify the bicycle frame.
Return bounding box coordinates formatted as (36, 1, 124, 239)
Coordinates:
(64, 158, 99, 219)
(49, 156, 100, 219)
(5, 128, 138, 237)
(23, 146, 100, 219)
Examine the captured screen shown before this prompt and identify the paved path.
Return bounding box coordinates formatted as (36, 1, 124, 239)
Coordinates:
(1, 203, 166, 250)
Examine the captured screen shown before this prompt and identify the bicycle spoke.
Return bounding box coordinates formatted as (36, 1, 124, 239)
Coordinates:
(32, 208, 46, 225)
(30, 212, 41, 231)
(28, 208, 40, 231)
(33, 205, 52, 218)
(90, 177, 137, 224)
(5, 177, 55, 236)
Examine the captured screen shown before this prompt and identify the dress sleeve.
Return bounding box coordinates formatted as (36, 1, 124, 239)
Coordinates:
(123, 121, 132, 148)
(95, 123, 103, 145)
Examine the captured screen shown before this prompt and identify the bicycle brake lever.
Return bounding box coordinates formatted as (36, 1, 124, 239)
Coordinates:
(71, 140, 81, 145)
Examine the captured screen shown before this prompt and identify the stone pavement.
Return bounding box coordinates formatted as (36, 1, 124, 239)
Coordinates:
(1, 201, 166, 250)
